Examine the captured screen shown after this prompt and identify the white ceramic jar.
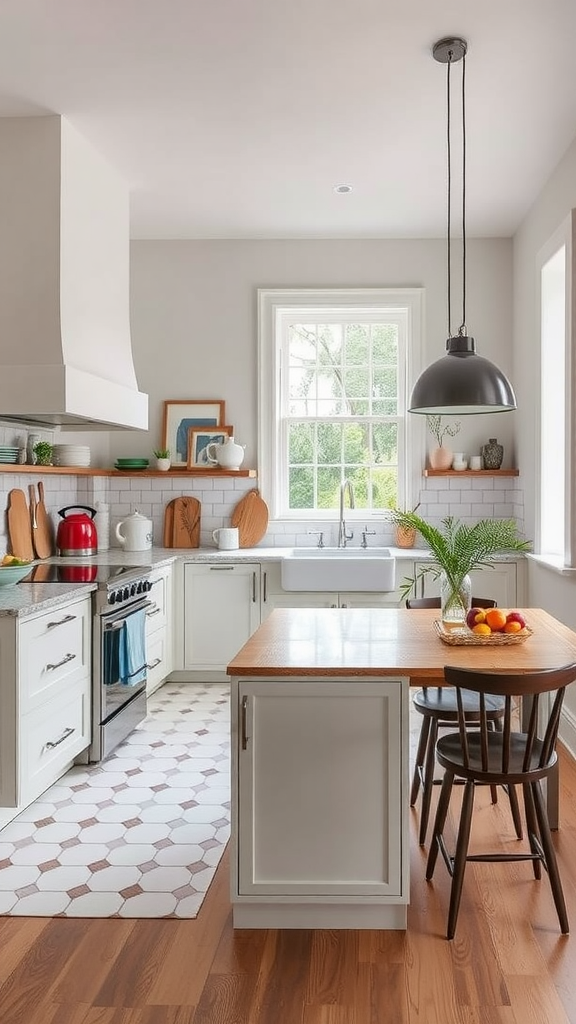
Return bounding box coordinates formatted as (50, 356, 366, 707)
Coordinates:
(115, 510, 153, 551)
(206, 436, 246, 471)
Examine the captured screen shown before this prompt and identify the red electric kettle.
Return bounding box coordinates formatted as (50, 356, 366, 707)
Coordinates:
(56, 506, 98, 556)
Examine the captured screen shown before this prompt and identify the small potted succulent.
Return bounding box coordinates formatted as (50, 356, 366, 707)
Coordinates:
(153, 448, 171, 472)
(33, 440, 53, 466)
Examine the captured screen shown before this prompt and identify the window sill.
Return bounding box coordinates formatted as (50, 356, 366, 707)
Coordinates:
(526, 553, 576, 575)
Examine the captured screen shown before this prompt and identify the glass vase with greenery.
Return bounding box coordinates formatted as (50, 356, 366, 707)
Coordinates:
(389, 510, 531, 621)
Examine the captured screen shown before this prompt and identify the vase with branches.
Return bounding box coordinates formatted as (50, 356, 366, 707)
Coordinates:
(426, 415, 461, 470)
(389, 510, 531, 622)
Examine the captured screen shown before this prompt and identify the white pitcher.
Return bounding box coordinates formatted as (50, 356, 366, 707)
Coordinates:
(206, 435, 246, 471)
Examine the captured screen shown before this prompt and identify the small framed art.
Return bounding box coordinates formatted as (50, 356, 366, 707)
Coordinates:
(162, 400, 225, 466)
(188, 426, 233, 468)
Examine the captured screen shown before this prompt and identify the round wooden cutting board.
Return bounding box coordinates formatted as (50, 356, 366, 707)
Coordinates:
(231, 489, 269, 548)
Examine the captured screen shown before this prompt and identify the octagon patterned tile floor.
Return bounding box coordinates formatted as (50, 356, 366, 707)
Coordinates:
(0, 682, 230, 918)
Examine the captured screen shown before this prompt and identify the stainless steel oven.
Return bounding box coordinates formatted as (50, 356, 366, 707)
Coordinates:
(89, 566, 154, 762)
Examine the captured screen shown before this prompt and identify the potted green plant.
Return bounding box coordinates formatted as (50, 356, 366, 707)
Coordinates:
(388, 509, 531, 622)
(153, 448, 171, 471)
(33, 440, 53, 466)
(426, 415, 461, 470)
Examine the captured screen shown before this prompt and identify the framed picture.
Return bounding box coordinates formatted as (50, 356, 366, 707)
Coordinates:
(188, 426, 233, 468)
(162, 400, 225, 466)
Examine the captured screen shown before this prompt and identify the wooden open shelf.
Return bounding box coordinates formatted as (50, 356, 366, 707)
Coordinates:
(423, 469, 519, 477)
(0, 465, 257, 478)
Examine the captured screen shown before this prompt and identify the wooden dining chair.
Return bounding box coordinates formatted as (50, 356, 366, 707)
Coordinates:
(407, 596, 522, 845)
(426, 662, 576, 939)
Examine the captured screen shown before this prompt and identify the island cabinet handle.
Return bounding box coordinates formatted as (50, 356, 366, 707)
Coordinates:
(46, 614, 76, 630)
(263, 571, 268, 603)
(46, 652, 76, 671)
(45, 726, 75, 750)
(241, 696, 249, 749)
(252, 573, 257, 603)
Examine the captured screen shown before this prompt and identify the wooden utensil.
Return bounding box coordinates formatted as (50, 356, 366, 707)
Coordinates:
(28, 484, 39, 556)
(231, 488, 269, 547)
(7, 488, 34, 561)
(34, 481, 54, 559)
(171, 496, 201, 548)
(163, 499, 177, 547)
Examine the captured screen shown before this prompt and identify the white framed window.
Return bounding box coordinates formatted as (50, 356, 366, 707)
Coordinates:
(536, 211, 576, 566)
(258, 288, 424, 521)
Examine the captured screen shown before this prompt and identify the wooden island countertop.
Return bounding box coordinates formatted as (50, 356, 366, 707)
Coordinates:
(227, 607, 576, 679)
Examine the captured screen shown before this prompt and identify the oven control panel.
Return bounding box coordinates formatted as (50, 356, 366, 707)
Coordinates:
(108, 578, 153, 605)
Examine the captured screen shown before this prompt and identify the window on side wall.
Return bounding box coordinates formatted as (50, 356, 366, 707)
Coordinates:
(258, 288, 424, 522)
(537, 211, 576, 567)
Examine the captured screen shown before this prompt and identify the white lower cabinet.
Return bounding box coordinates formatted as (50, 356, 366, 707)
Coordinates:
(261, 562, 412, 618)
(415, 560, 520, 607)
(0, 594, 92, 822)
(145, 564, 174, 695)
(231, 676, 409, 928)
(183, 562, 260, 671)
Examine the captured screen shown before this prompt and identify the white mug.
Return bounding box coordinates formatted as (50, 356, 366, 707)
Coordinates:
(470, 455, 483, 471)
(212, 527, 239, 550)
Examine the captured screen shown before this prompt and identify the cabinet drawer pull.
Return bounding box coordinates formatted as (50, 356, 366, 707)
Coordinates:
(252, 572, 256, 603)
(241, 695, 249, 750)
(147, 657, 162, 670)
(46, 614, 76, 630)
(146, 606, 161, 617)
(46, 652, 76, 671)
(263, 571, 267, 603)
(45, 726, 75, 750)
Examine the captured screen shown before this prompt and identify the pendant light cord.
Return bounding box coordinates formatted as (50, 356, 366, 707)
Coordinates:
(446, 48, 468, 339)
(459, 53, 467, 336)
(446, 56, 452, 339)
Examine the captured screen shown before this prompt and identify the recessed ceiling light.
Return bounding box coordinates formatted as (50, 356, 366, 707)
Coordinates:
(334, 183, 353, 194)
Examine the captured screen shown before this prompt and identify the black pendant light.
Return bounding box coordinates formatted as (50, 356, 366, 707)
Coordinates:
(409, 37, 516, 415)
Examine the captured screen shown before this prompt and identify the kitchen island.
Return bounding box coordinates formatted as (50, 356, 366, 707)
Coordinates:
(227, 606, 576, 929)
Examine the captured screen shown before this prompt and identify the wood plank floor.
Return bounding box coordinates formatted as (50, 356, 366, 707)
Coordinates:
(2, 744, 576, 1024)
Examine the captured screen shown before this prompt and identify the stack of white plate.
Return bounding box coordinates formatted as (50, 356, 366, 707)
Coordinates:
(52, 444, 91, 468)
(0, 446, 19, 464)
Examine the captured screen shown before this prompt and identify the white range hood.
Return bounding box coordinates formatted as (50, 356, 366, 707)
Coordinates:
(0, 116, 148, 430)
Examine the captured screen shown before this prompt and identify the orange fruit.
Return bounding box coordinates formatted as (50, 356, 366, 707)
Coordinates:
(485, 608, 507, 632)
(472, 623, 492, 636)
(503, 620, 522, 633)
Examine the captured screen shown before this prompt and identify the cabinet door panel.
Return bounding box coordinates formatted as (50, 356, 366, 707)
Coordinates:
(237, 679, 405, 897)
(184, 563, 260, 670)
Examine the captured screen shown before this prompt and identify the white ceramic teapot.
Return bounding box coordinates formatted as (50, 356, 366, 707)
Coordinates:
(206, 435, 246, 471)
(115, 510, 153, 551)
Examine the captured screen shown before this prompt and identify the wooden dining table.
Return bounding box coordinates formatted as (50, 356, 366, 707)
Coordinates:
(228, 606, 576, 828)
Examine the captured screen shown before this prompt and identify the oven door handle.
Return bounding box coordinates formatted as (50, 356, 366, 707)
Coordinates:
(102, 598, 153, 629)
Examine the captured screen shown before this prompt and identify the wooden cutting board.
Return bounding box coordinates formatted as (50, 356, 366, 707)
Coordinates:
(7, 488, 34, 561)
(163, 499, 177, 547)
(167, 496, 201, 548)
(231, 488, 269, 548)
(33, 481, 54, 559)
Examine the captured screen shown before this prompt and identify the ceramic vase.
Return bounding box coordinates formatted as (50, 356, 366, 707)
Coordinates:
(429, 446, 453, 470)
(156, 458, 171, 472)
(481, 438, 504, 470)
(440, 571, 472, 625)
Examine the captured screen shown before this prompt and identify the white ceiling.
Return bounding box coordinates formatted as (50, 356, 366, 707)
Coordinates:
(1, 0, 576, 240)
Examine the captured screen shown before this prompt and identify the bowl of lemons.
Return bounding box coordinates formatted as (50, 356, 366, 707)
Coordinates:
(0, 555, 33, 586)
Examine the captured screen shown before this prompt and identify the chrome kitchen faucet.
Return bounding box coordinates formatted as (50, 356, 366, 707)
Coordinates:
(338, 479, 355, 548)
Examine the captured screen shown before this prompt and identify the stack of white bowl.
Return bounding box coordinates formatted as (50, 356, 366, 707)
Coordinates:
(52, 444, 91, 468)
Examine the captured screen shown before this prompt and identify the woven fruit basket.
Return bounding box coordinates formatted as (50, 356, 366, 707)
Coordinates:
(433, 620, 533, 647)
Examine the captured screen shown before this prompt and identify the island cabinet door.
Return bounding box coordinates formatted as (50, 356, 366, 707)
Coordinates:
(236, 679, 407, 899)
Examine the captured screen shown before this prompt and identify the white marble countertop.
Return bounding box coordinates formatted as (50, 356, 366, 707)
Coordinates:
(0, 545, 525, 616)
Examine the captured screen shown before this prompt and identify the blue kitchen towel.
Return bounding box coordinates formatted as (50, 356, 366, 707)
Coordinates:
(118, 607, 147, 687)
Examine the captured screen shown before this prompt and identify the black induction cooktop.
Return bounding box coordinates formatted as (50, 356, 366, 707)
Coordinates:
(20, 563, 148, 585)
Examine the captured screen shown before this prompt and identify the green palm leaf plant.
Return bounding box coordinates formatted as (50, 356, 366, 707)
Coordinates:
(389, 510, 532, 604)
